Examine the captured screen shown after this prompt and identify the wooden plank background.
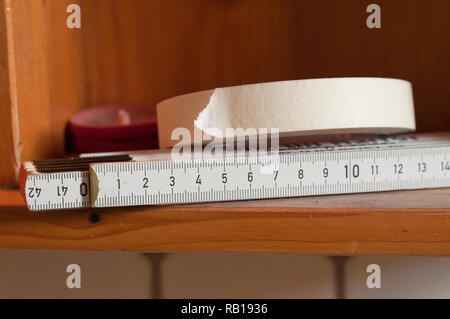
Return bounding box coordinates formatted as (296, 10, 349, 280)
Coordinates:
(1, 187, 450, 254)
(0, 0, 85, 186)
(1, 0, 449, 186)
(0, 0, 19, 186)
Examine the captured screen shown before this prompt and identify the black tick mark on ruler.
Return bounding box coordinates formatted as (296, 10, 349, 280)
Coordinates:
(89, 213, 100, 224)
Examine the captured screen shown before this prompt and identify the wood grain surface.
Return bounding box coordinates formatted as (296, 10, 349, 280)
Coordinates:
(1, 188, 450, 255)
(81, 0, 450, 132)
(5, 0, 85, 161)
(0, 0, 85, 186)
(0, 0, 19, 186)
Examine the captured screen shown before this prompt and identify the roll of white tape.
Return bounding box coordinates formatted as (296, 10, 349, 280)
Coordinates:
(157, 78, 416, 148)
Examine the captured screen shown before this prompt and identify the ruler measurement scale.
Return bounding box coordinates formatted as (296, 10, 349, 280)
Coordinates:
(91, 145, 450, 208)
(25, 171, 90, 211)
(23, 134, 450, 211)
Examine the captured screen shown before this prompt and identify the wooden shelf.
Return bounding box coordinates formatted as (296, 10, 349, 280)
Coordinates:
(1, 188, 450, 255)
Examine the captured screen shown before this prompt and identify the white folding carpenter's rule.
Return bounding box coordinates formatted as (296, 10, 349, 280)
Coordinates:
(23, 133, 450, 211)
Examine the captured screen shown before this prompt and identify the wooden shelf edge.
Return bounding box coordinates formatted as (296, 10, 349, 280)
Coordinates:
(0, 189, 450, 255)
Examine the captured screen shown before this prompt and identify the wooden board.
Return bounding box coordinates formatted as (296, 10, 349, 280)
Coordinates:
(1, 188, 450, 255)
(81, 0, 450, 132)
(0, 0, 19, 186)
(6, 0, 85, 162)
(0, 0, 85, 186)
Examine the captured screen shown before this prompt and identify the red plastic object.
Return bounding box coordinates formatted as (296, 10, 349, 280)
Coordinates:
(67, 105, 158, 153)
